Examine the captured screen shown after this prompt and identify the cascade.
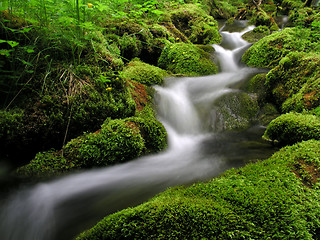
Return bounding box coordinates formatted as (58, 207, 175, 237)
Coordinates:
(0, 22, 276, 240)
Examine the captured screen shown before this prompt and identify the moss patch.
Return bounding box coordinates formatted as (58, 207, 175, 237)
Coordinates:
(158, 42, 217, 76)
(263, 112, 320, 146)
(17, 115, 167, 177)
(77, 140, 320, 240)
(242, 27, 312, 68)
(266, 52, 320, 111)
(122, 59, 167, 86)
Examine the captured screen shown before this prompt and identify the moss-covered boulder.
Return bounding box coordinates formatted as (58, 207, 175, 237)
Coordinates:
(214, 91, 259, 131)
(122, 59, 167, 86)
(77, 139, 320, 239)
(242, 27, 312, 68)
(266, 52, 320, 111)
(158, 43, 217, 76)
(263, 112, 320, 145)
(166, 4, 221, 45)
(203, 0, 240, 19)
(250, 10, 279, 31)
(17, 115, 167, 177)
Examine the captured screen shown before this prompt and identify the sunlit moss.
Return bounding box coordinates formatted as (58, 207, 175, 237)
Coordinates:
(122, 59, 167, 86)
(263, 112, 320, 145)
(158, 42, 217, 76)
(77, 139, 320, 239)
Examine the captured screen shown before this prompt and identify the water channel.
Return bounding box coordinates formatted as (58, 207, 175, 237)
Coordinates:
(0, 21, 277, 240)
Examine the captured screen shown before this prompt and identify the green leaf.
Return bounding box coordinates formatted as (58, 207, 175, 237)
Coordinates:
(0, 39, 19, 48)
(7, 41, 19, 48)
(0, 49, 14, 56)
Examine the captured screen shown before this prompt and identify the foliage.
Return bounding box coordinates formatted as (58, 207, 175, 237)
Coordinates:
(263, 112, 320, 146)
(122, 59, 167, 86)
(77, 139, 320, 240)
(158, 42, 218, 76)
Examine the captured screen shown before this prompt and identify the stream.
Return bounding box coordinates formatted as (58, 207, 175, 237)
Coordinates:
(0, 21, 277, 240)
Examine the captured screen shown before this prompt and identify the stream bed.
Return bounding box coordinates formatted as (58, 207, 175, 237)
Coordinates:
(0, 21, 278, 240)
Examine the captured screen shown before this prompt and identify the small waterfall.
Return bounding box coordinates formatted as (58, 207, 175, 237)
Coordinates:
(0, 22, 275, 240)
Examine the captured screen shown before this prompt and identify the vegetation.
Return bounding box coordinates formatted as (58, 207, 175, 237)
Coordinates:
(2, 0, 320, 239)
(17, 111, 167, 176)
(122, 59, 167, 86)
(77, 139, 320, 239)
(263, 112, 320, 146)
(158, 42, 218, 76)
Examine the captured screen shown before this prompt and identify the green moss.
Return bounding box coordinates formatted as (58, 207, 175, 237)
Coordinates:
(250, 10, 279, 31)
(17, 112, 167, 176)
(166, 4, 221, 45)
(158, 43, 217, 76)
(122, 59, 167, 86)
(263, 112, 320, 145)
(242, 27, 311, 68)
(77, 139, 320, 240)
(245, 73, 268, 105)
(203, 0, 241, 19)
(64, 118, 146, 167)
(16, 151, 72, 177)
(0, 108, 23, 140)
(242, 25, 271, 43)
(266, 52, 320, 111)
(215, 92, 259, 131)
(125, 116, 167, 155)
(257, 103, 280, 126)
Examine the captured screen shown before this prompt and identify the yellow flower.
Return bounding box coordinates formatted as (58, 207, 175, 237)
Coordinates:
(106, 87, 112, 91)
(176, 37, 180, 41)
(87, 3, 93, 8)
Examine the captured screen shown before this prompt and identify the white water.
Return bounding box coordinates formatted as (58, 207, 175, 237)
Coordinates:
(0, 24, 273, 240)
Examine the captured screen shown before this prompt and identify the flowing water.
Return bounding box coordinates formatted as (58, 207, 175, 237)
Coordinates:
(0, 21, 277, 240)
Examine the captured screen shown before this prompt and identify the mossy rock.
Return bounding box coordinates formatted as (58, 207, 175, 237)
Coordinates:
(77, 139, 320, 240)
(158, 42, 217, 76)
(244, 73, 268, 105)
(263, 112, 320, 145)
(242, 27, 312, 68)
(203, 0, 240, 19)
(17, 115, 167, 177)
(214, 91, 259, 131)
(287, 7, 317, 28)
(122, 59, 167, 86)
(242, 25, 271, 43)
(166, 4, 221, 45)
(249, 10, 279, 31)
(257, 103, 280, 126)
(266, 52, 320, 111)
